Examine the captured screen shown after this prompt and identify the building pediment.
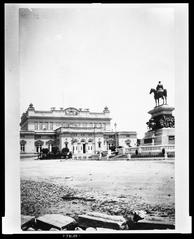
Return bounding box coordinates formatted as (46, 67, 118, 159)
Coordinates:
(64, 107, 80, 116)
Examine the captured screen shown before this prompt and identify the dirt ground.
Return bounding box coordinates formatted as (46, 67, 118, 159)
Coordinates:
(20, 159, 175, 224)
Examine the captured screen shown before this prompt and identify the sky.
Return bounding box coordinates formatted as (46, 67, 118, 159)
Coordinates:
(19, 5, 175, 138)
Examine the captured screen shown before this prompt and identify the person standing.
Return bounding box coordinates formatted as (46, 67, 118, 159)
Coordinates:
(127, 153, 131, 161)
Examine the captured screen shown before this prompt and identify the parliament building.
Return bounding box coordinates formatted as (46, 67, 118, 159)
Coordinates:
(20, 104, 137, 156)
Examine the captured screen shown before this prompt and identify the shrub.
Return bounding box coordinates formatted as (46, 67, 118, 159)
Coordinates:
(41, 148, 49, 154)
(61, 147, 69, 157)
(52, 146, 59, 155)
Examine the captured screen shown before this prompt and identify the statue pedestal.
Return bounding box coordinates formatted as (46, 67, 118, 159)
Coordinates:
(142, 105, 175, 146)
(126, 104, 175, 158)
(148, 105, 175, 118)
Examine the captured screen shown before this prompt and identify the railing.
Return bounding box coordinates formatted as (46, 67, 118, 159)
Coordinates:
(126, 145, 175, 154)
(131, 152, 164, 158)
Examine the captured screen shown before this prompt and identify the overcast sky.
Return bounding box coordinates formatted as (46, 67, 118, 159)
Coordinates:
(19, 5, 175, 138)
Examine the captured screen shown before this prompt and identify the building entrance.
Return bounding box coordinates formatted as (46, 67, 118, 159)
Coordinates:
(83, 143, 86, 154)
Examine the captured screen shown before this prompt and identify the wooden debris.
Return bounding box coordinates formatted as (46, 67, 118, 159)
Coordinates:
(75, 227, 84, 231)
(86, 227, 97, 231)
(21, 215, 35, 230)
(62, 194, 95, 201)
(36, 214, 77, 230)
(26, 227, 35, 231)
(96, 227, 116, 232)
(130, 216, 175, 230)
(125, 210, 146, 224)
(50, 227, 59, 231)
(78, 212, 128, 230)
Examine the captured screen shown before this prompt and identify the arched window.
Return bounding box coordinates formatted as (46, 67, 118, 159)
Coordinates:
(46, 140, 54, 152)
(34, 140, 44, 153)
(20, 140, 26, 152)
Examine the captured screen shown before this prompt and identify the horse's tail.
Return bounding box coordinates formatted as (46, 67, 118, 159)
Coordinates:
(164, 89, 167, 97)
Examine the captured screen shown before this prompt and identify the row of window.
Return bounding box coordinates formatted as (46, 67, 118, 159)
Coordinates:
(34, 122, 107, 130)
(34, 122, 53, 130)
(21, 141, 102, 153)
(65, 141, 102, 148)
(20, 144, 98, 153)
(72, 145, 93, 151)
(62, 122, 106, 128)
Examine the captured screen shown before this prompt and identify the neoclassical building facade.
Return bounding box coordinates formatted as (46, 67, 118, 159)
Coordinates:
(20, 104, 137, 155)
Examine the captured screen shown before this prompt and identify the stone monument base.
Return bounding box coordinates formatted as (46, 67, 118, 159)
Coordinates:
(142, 104, 175, 147)
(143, 128, 175, 146)
(126, 104, 175, 158)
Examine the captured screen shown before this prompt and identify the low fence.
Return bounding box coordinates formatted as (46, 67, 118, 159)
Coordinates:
(20, 153, 38, 159)
(25, 149, 175, 161)
(131, 153, 164, 158)
(126, 145, 175, 154)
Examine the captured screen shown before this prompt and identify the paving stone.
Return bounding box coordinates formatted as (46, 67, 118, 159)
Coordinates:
(36, 214, 77, 230)
(78, 212, 128, 230)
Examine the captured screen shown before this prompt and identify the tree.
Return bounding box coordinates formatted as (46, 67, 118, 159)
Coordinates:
(61, 147, 69, 154)
(41, 148, 49, 154)
(61, 147, 70, 158)
(52, 146, 59, 155)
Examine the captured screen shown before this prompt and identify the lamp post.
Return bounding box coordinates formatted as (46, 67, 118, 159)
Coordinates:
(114, 122, 118, 152)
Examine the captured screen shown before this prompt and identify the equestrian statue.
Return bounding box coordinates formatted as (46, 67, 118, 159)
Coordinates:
(150, 81, 167, 107)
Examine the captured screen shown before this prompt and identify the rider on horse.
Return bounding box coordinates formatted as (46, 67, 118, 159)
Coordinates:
(150, 81, 167, 106)
(156, 81, 164, 93)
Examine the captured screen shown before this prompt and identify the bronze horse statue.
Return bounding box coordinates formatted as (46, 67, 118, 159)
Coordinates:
(150, 88, 167, 107)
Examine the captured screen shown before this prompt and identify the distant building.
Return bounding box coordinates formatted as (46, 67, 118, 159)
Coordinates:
(20, 104, 137, 155)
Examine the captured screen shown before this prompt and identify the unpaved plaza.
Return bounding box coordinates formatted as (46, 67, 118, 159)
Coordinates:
(21, 159, 175, 224)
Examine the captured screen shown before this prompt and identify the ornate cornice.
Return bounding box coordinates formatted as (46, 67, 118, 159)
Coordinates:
(26, 116, 111, 121)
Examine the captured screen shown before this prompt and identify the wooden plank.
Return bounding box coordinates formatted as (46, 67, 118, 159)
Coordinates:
(36, 214, 76, 230)
(96, 227, 117, 232)
(129, 216, 175, 230)
(21, 215, 35, 230)
(78, 212, 127, 230)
